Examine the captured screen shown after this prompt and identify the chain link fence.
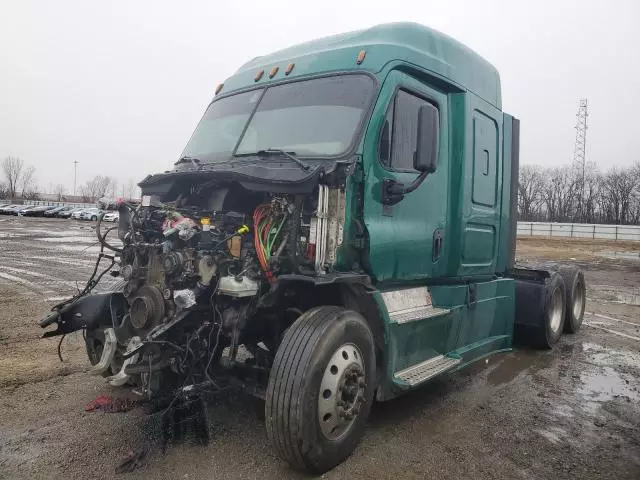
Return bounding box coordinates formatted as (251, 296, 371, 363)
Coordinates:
(517, 222, 640, 241)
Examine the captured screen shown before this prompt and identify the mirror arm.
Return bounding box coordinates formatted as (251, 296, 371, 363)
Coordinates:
(400, 171, 429, 194)
(382, 171, 430, 206)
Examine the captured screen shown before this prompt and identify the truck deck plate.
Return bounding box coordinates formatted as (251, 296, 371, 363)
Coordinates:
(393, 355, 461, 386)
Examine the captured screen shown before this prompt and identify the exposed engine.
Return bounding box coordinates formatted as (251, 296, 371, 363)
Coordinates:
(41, 181, 347, 404)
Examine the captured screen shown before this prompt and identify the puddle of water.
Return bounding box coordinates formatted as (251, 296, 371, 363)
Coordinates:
(550, 403, 575, 419)
(56, 244, 102, 254)
(535, 426, 568, 444)
(487, 349, 550, 386)
(578, 366, 639, 414)
(26, 255, 97, 266)
(596, 251, 640, 261)
(36, 236, 95, 244)
(573, 342, 640, 415)
(614, 293, 640, 306)
(590, 285, 640, 306)
(582, 342, 640, 368)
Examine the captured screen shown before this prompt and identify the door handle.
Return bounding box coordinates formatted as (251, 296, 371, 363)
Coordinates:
(432, 229, 442, 262)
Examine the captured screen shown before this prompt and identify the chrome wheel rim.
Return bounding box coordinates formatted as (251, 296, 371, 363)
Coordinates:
(550, 288, 564, 333)
(572, 282, 585, 321)
(318, 342, 365, 440)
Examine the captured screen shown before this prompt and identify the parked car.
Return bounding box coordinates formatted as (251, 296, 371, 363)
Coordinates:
(58, 207, 84, 219)
(0, 204, 21, 214)
(23, 205, 57, 217)
(71, 209, 86, 220)
(43, 206, 72, 217)
(102, 211, 119, 222)
(15, 205, 38, 216)
(80, 208, 104, 221)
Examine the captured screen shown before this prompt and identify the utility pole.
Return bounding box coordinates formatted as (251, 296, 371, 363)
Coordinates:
(573, 99, 588, 222)
(73, 160, 79, 197)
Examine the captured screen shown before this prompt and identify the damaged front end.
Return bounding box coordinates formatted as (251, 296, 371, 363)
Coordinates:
(38, 166, 351, 404)
(37, 72, 373, 408)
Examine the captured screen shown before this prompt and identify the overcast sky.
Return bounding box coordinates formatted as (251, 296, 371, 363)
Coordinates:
(1, 0, 638, 194)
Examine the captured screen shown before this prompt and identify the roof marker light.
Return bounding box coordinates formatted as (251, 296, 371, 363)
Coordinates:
(356, 50, 366, 65)
(215, 83, 224, 95)
(269, 66, 279, 78)
(285, 63, 295, 75)
(255, 70, 264, 82)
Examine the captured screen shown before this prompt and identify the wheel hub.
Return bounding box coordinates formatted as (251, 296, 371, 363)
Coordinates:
(572, 282, 585, 321)
(550, 288, 564, 333)
(318, 343, 366, 440)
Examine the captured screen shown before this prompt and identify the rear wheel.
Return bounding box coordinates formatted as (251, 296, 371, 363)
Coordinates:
(265, 306, 375, 474)
(91, 215, 97, 221)
(515, 271, 566, 349)
(557, 265, 586, 333)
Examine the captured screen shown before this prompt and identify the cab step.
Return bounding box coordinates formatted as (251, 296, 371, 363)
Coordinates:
(393, 355, 461, 387)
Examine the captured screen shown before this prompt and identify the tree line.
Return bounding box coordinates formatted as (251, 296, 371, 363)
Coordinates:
(519, 161, 640, 225)
(1, 156, 139, 202)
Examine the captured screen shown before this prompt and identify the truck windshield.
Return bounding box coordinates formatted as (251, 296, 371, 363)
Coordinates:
(181, 74, 374, 161)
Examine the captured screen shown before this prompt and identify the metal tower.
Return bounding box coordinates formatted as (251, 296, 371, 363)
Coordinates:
(573, 99, 588, 220)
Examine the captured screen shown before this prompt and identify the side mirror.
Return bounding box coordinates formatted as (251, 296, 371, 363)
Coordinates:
(414, 103, 439, 173)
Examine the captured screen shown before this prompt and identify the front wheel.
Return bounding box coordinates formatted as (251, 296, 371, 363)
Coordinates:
(265, 306, 375, 474)
(91, 215, 97, 221)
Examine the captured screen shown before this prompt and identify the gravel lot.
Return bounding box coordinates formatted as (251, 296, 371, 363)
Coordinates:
(1, 216, 639, 480)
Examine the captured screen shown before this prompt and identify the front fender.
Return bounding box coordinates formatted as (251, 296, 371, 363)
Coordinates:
(39, 292, 126, 338)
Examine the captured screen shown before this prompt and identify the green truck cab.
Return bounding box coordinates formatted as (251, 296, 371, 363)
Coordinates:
(40, 22, 586, 474)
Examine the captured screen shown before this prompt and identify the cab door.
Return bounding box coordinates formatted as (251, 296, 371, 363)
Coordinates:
(361, 70, 449, 283)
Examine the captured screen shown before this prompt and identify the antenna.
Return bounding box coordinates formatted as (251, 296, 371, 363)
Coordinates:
(573, 99, 588, 221)
(73, 160, 79, 197)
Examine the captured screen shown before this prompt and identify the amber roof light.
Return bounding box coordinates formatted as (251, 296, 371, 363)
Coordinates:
(214, 83, 224, 95)
(285, 63, 295, 75)
(269, 66, 279, 78)
(254, 69, 264, 82)
(356, 50, 366, 65)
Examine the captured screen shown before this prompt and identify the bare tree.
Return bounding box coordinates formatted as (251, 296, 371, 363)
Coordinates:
(20, 166, 36, 198)
(53, 184, 67, 201)
(581, 162, 601, 223)
(80, 175, 112, 202)
(541, 166, 579, 222)
(125, 179, 137, 200)
(518, 165, 545, 220)
(2, 156, 23, 199)
(601, 167, 638, 224)
(0, 182, 8, 199)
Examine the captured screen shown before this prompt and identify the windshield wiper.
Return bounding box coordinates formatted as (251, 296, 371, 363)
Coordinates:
(238, 149, 313, 172)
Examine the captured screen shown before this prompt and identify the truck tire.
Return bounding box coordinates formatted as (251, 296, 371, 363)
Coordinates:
(557, 265, 586, 333)
(514, 271, 566, 349)
(265, 306, 375, 474)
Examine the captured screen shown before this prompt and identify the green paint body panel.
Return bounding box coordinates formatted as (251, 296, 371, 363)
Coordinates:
(222, 22, 501, 110)
(218, 23, 520, 397)
(379, 279, 514, 397)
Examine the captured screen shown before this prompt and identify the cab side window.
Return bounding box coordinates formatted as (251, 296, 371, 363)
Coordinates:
(379, 90, 438, 171)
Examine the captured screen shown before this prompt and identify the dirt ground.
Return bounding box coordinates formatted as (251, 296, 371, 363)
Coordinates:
(0, 217, 639, 480)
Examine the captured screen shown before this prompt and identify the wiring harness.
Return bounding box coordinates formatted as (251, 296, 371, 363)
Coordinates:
(252, 203, 289, 283)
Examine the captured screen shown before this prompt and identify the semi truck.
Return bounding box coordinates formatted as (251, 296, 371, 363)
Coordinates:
(39, 22, 586, 474)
